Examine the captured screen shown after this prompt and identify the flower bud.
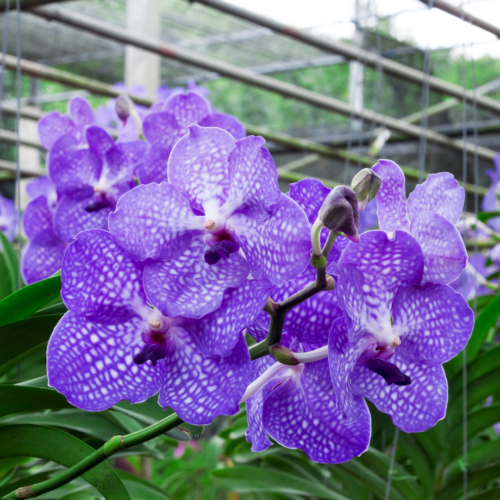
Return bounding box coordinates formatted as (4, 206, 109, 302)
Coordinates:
(318, 186, 360, 242)
(115, 94, 134, 123)
(350, 168, 381, 211)
(269, 343, 299, 366)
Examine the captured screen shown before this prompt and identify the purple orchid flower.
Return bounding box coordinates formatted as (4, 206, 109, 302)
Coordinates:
(373, 159, 467, 285)
(48, 125, 146, 242)
(26, 176, 58, 209)
(244, 334, 371, 464)
(0, 194, 18, 243)
(482, 154, 500, 232)
(329, 230, 474, 432)
(38, 96, 95, 151)
(137, 90, 246, 184)
(48, 229, 271, 422)
(450, 253, 492, 300)
(109, 126, 311, 324)
(248, 179, 346, 347)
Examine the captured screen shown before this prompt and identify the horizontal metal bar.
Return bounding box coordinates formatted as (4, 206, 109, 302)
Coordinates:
(0, 158, 45, 177)
(28, 5, 499, 163)
(278, 169, 339, 189)
(0, 0, 75, 9)
(191, 0, 500, 115)
(277, 154, 320, 173)
(0, 129, 43, 149)
(420, 0, 500, 38)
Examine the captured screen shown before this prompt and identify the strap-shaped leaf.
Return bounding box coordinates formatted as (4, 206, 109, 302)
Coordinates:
(115, 470, 171, 500)
(0, 424, 130, 499)
(0, 232, 19, 294)
(0, 410, 125, 442)
(0, 386, 73, 418)
(0, 275, 61, 328)
(0, 470, 54, 498)
(0, 314, 62, 371)
(211, 466, 349, 500)
(446, 404, 500, 455)
(0, 254, 12, 300)
(437, 464, 500, 500)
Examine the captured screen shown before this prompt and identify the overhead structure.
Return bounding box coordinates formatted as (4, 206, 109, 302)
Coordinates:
(0, 52, 487, 197)
(189, 0, 500, 115)
(27, 5, 498, 162)
(420, 0, 500, 38)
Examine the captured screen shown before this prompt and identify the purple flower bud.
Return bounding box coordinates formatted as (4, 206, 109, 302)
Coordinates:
(318, 186, 360, 242)
(350, 168, 381, 211)
(115, 94, 134, 123)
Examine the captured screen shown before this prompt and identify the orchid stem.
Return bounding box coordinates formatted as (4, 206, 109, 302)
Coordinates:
(4, 413, 183, 499)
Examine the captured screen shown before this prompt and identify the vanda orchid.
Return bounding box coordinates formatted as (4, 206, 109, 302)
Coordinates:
(23, 76, 474, 470)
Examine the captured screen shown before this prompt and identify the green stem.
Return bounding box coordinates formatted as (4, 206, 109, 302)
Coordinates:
(4, 413, 183, 498)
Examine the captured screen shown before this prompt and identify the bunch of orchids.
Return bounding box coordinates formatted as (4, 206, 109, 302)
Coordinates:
(25, 91, 473, 465)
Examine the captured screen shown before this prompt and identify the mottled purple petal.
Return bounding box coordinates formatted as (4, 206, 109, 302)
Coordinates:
(372, 160, 409, 232)
(61, 229, 146, 324)
(407, 173, 464, 225)
(263, 363, 370, 464)
(223, 136, 280, 221)
(23, 196, 53, 240)
(86, 125, 115, 157)
(410, 210, 467, 285)
(482, 185, 499, 213)
(21, 238, 66, 284)
(164, 91, 211, 128)
(289, 178, 331, 225)
(68, 96, 94, 134)
(393, 283, 474, 365)
(328, 316, 364, 423)
(136, 145, 171, 185)
(105, 141, 148, 179)
(232, 193, 311, 286)
(158, 329, 250, 425)
(358, 199, 378, 233)
(168, 125, 235, 212)
(351, 353, 448, 432)
(198, 112, 246, 140)
(245, 356, 275, 452)
(48, 311, 161, 411)
(340, 230, 424, 316)
(183, 279, 271, 357)
(26, 176, 57, 206)
(54, 195, 110, 242)
(143, 112, 183, 149)
(48, 135, 102, 197)
(37, 111, 77, 151)
(144, 236, 250, 321)
(109, 182, 203, 261)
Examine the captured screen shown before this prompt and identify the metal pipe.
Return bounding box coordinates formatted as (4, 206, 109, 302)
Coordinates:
(0, 0, 75, 9)
(0, 129, 43, 149)
(0, 158, 45, 177)
(190, 0, 500, 115)
(0, 54, 488, 197)
(420, 0, 500, 38)
(29, 5, 498, 162)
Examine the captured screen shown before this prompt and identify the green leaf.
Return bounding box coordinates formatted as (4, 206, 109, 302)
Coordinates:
(0, 232, 19, 293)
(478, 211, 500, 222)
(0, 276, 61, 328)
(113, 397, 204, 440)
(0, 424, 130, 499)
(450, 294, 500, 375)
(211, 466, 349, 500)
(115, 470, 171, 500)
(447, 404, 500, 455)
(437, 464, 500, 500)
(0, 314, 62, 374)
(0, 385, 73, 418)
(0, 470, 54, 498)
(0, 254, 12, 300)
(0, 409, 125, 442)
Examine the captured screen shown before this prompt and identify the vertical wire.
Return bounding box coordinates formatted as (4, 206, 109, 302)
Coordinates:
(15, 0, 21, 290)
(0, 0, 11, 156)
(384, 427, 399, 500)
(373, 0, 386, 158)
(460, 2, 468, 498)
(417, 0, 434, 183)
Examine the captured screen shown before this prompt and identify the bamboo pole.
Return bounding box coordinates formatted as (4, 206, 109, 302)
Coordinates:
(28, 5, 499, 162)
